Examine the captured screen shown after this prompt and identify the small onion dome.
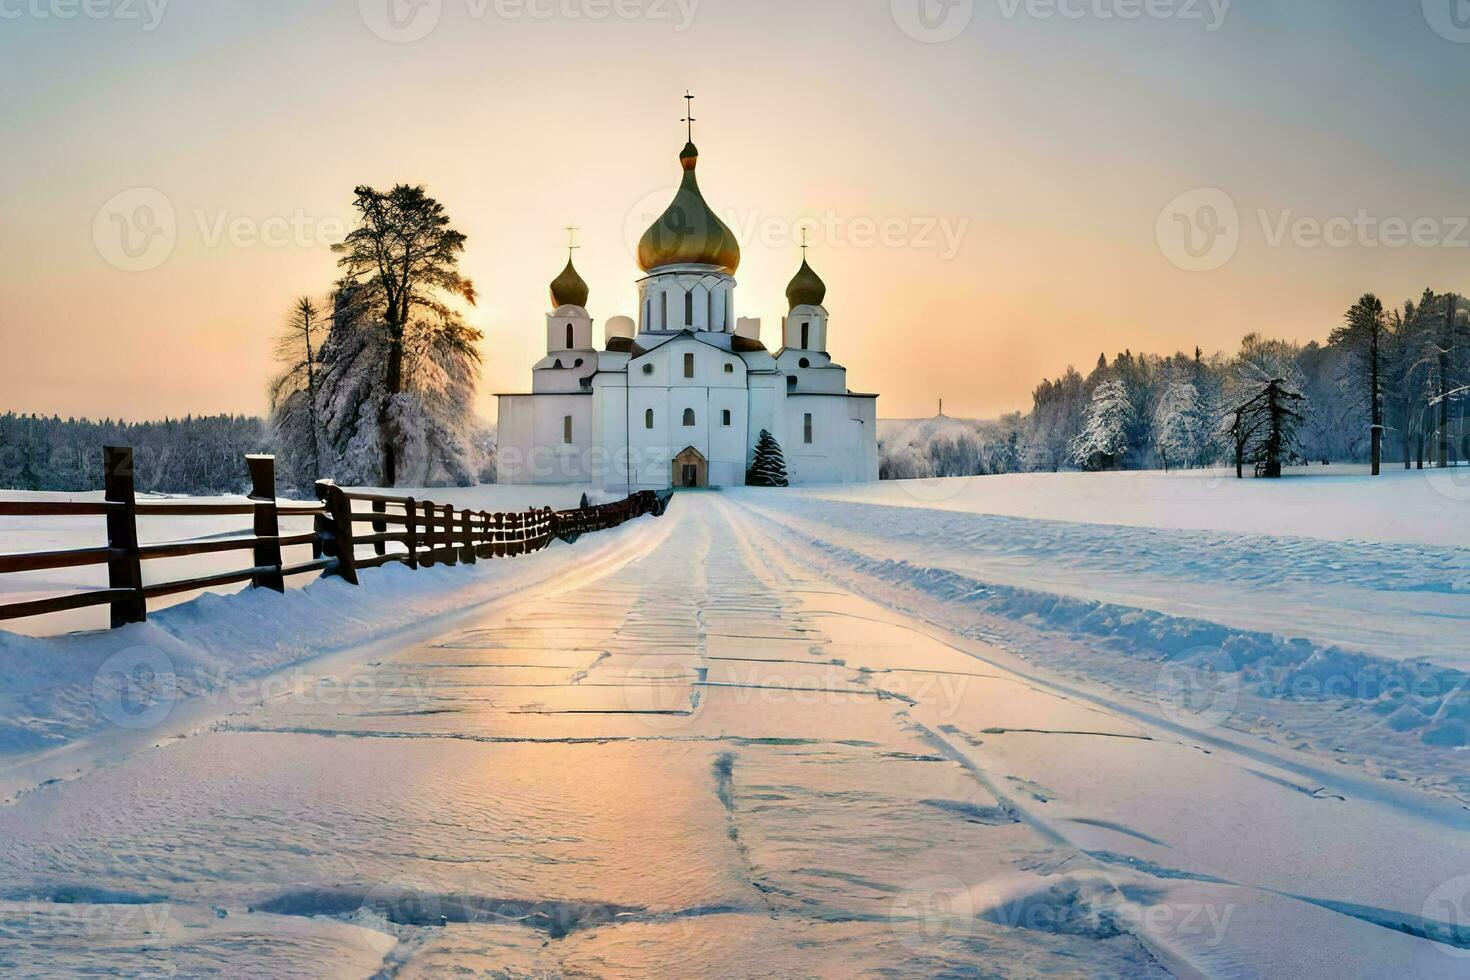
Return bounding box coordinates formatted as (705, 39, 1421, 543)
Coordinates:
(785, 257, 827, 310)
(549, 256, 589, 309)
(637, 143, 741, 274)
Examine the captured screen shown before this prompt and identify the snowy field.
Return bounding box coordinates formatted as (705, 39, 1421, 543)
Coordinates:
(0, 473, 1467, 977)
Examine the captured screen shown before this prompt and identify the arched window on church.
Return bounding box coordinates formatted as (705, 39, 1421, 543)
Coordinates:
(566, 323, 574, 350)
(801, 322, 810, 350)
(661, 292, 668, 330)
(684, 352, 695, 378)
(645, 409, 654, 430)
(708, 291, 715, 329)
(685, 290, 694, 327)
(683, 408, 696, 427)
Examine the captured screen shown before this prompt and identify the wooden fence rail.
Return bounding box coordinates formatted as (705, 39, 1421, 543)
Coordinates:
(0, 447, 670, 629)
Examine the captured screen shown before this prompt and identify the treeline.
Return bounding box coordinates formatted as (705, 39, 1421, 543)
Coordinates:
(0, 412, 496, 495)
(0, 413, 273, 494)
(883, 289, 1469, 479)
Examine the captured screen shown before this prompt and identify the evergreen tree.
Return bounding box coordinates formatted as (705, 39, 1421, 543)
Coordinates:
(1070, 380, 1134, 470)
(748, 430, 789, 487)
(1227, 379, 1306, 478)
(1331, 294, 1387, 474)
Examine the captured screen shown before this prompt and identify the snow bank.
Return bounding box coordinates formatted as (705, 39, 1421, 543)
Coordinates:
(731, 474, 1470, 801)
(802, 465, 1470, 548)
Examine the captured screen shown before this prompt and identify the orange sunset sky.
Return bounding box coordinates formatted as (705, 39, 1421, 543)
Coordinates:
(6, 0, 1470, 424)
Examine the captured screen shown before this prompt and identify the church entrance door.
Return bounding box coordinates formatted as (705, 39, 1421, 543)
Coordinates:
(672, 447, 708, 489)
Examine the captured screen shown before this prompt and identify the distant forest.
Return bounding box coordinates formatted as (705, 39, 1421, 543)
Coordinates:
(883, 289, 1470, 479)
(0, 414, 277, 495)
(0, 413, 496, 496)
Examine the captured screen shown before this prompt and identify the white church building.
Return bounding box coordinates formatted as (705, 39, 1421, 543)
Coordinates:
(496, 128, 879, 491)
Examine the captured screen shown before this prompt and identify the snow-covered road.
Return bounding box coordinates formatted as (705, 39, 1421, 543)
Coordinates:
(1, 496, 1466, 978)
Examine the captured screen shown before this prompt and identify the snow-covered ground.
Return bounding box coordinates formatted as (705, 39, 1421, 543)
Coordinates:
(728, 468, 1470, 802)
(1, 474, 1467, 976)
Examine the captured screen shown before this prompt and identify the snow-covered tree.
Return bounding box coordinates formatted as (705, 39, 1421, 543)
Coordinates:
(1152, 379, 1205, 471)
(1070, 380, 1134, 470)
(748, 430, 789, 487)
(333, 184, 480, 486)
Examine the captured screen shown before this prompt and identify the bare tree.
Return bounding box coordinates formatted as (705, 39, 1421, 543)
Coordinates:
(269, 296, 326, 481)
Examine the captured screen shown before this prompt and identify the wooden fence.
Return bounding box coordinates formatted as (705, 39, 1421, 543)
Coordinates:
(0, 447, 670, 629)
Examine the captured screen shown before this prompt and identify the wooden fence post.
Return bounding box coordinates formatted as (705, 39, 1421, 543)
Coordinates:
(103, 446, 146, 627)
(315, 481, 359, 585)
(475, 511, 490, 559)
(371, 500, 388, 558)
(246, 455, 285, 593)
(460, 509, 476, 565)
(404, 498, 419, 571)
(441, 505, 458, 566)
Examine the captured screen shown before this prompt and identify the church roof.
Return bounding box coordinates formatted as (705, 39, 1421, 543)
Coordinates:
(549, 255, 589, 309)
(785, 257, 827, 309)
(637, 143, 741, 274)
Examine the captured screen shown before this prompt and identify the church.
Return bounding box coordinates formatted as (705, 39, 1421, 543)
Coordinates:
(495, 118, 880, 491)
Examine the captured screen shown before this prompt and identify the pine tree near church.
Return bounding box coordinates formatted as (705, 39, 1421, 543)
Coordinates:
(748, 430, 790, 487)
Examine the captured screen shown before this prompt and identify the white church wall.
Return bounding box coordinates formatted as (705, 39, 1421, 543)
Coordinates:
(782, 394, 879, 485)
(623, 335, 750, 489)
(495, 393, 594, 485)
(746, 374, 784, 471)
(591, 377, 632, 494)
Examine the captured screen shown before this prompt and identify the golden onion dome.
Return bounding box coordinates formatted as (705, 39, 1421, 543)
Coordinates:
(549, 255, 589, 309)
(785, 257, 827, 309)
(637, 142, 741, 274)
